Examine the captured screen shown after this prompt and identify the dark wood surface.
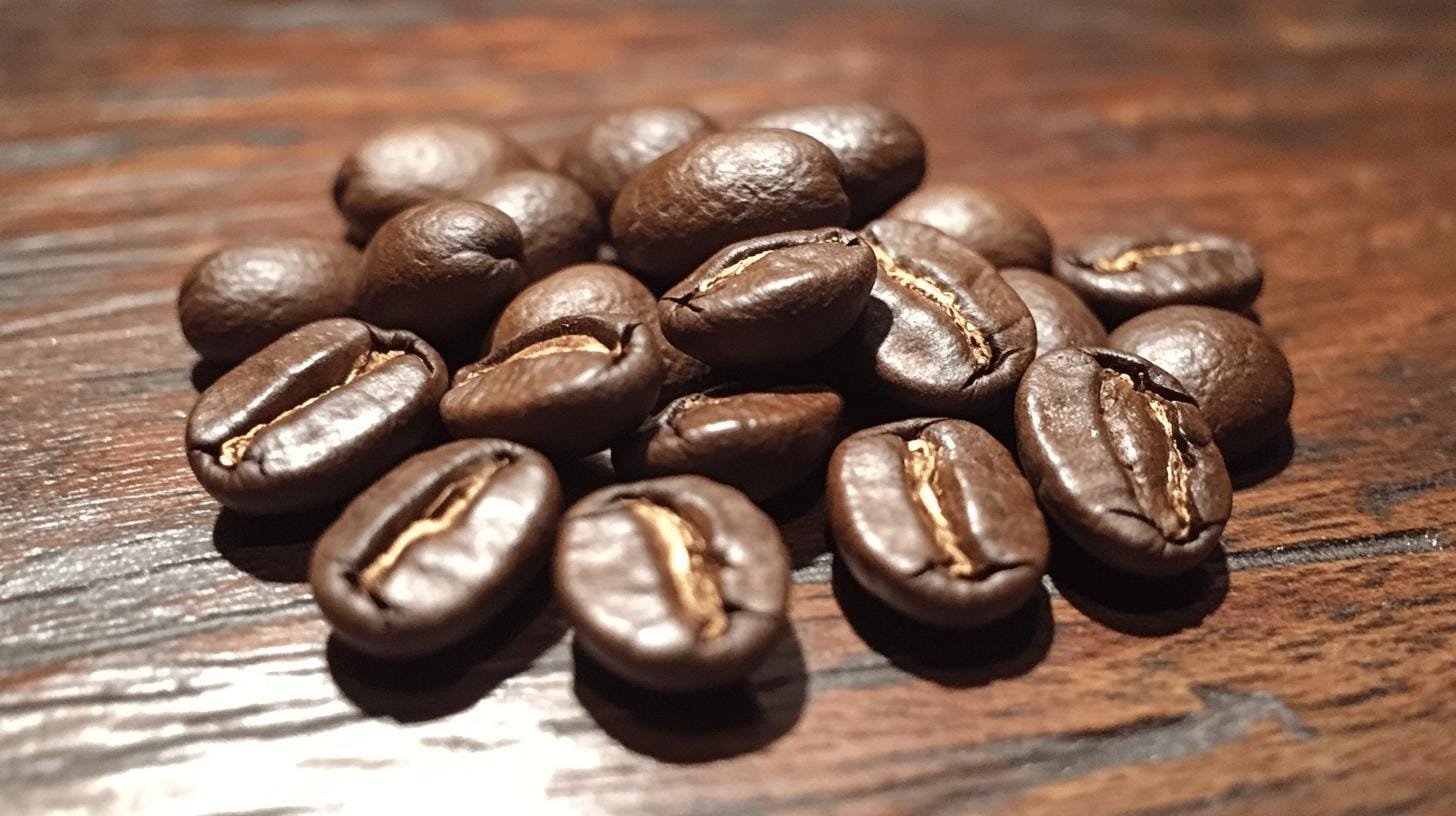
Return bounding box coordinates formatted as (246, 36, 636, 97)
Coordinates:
(4, 2, 1456, 813)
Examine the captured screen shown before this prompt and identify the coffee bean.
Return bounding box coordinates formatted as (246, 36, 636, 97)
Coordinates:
(333, 122, 538, 244)
(471, 170, 604, 282)
(186, 318, 448, 514)
(1000, 267, 1107, 358)
(840, 219, 1036, 416)
(1014, 347, 1231, 576)
(310, 439, 562, 659)
(1109, 305, 1293, 461)
(1052, 231, 1262, 322)
(614, 384, 844, 501)
(827, 418, 1049, 626)
(441, 314, 662, 457)
(358, 200, 525, 344)
(886, 184, 1052, 271)
(558, 106, 718, 216)
(178, 238, 362, 364)
(742, 103, 925, 224)
(659, 228, 876, 367)
(611, 129, 851, 288)
(555, 475, 790, 691)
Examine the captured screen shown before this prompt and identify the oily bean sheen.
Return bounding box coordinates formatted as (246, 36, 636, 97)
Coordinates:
(1000, 267, 1108, 358)
(613, 384, 844, 501)
(1110, 306, 1294, 461)
(886, 184, 1053, 271)
(1052, 231, 1263, 323)
(1014, 347, 1232, 576)
(555, 475, 790, 692)
(557, 106, 718, 216)
(178, 238, 362, 364)
(472, 170, 604, 283)
(358, 200, 525, 344)
(742, 103, 926, 225)
(827, 419, 1050, 627)
(659, 228, 876, 367)
(333, 122, 538, 244)
(186, 318, 447, 515)
(310, 439, 562, 659)
(841, 219, 1036, 416)
(610, 128, 851, 288)
(441, 315, 662, 457)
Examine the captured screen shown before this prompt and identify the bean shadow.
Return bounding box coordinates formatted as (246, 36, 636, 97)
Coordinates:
(1048, 530, 1230, 637)
(211, 506, 339, 583)
(190, 358, 230, 392)
(831, 557, 1054, 688)
(763, 470, 832, 568)
(1228, 424, 1295, 489)
(557, 450, 619, 504)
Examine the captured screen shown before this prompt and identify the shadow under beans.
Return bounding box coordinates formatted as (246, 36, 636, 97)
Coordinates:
(557, 450, 619, 504)
(327, 571, 569, 723)
(1228, 424, 1295, 489)
(570, 626, 809, 763)
(1047, 531, 1230, 637)
(190, 358, 231, 392)
(831, 557, 1054, 688)
(211, 506, 339, 583)
(763, 472, 833, 569)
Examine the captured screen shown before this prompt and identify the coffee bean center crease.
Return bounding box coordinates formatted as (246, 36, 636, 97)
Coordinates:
(1093, 241, 1209, 274)
(626, 498, 728, 640)
(903, 437, 976, 577)
(869, 241, 992, 371)
(1099, 370, 1196, 540)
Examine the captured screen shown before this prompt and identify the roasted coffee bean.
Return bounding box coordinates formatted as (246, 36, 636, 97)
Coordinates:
(178, 238, 362, 364)
(1052, 231, 1262, 322)
(1000, 267, 1108, 359)
(441, 315, 662, 457)
(358, 200, 525, 344)
(827, 418, 1049, 627)
(186, 318, 447, 514)
(840, 219, 1036, 417)
(743, 103, 925, 224)
(310, 439, 562, 659)
(886, 184, 1052, 271)
(1109, 305, 1293, 461)
(659, 228, 876, 367)
(1014, 347, 1232, 576)
(472, 170, 604, 282)
(611, 129, 851, 288)
(555, 475, 790, 691)
(333, 122, 538, 243)
(613, 384, 844, 501)
(558, 106, 718, 216)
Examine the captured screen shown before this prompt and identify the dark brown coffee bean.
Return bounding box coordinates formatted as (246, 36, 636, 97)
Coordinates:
(840, 219, 1036, 416)
(659, 228, 876, 367)
(742, 103, 925, 224)
(310, 439, 562, 659)
(186, 318, 447, 515)
(1052, 231, 1263, 323)
(358, 200, 525, 344)
(613, 384, 844, 501)
(178, 238, 362, 364)
(610, 128, 851, 288)
(1000, 267, 1108, 358)
(441, 315, 661, 457)
(1109, 306, 1293, 461)
(886, 184, 1052, 271)
(1014, 347, 1232, 576)
(827, 418, 1049, 627)
(558, 106, 718, 216)
(471, 170, 604, 283)
(555, 475, 790, 691)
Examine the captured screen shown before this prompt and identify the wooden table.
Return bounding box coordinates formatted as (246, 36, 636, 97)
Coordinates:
(4, 2, 1455, 813)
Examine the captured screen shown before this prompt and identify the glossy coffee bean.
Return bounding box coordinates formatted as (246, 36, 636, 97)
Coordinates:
(1052, 231, 1263, 323)
(178, 238, 362, 364)
(1109, 305, 1293, 461)
(659, 228, 876, 367)
(358, 200, 525, 344)
(441, 315, 662, 457)
(310, 439, 562, 659)
(840, 219, 1036, 416)
(886, 184, 1052, 271)
(186, 318, 447, 514)
(558, 106, 718, 216)
(613, 384, 844, 501)
(472, 170, 604, 282)
(333, 122, 538, 243)
(742, 103, 925, 224)
(555, 475, 790, 691)
(1000, 267, 1108, 359)
(1015, 347, 1232, 576)
(827, 418, 1049, 627)
(611, 128, 851, 288)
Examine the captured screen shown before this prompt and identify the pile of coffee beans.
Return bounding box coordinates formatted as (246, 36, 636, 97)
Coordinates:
(180, 102, 1294, 693)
